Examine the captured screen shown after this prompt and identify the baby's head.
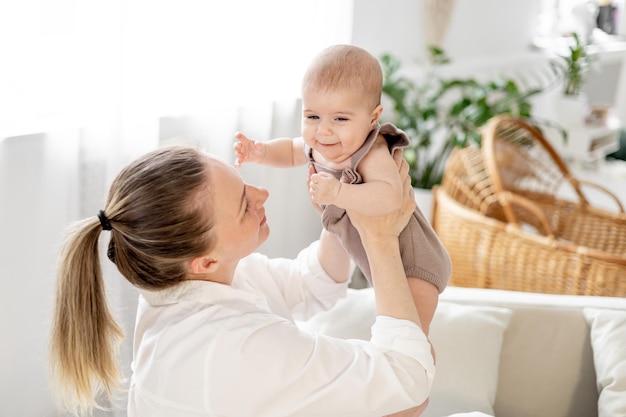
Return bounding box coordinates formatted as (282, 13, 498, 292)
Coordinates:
(302, 44, 383, 112)
(300, 45, 384, 165)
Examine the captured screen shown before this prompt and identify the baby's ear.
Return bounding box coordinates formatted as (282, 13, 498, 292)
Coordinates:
(371, 104, 383, 125)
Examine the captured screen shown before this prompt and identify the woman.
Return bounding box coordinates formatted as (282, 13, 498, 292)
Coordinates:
(49, 145, 434, 417)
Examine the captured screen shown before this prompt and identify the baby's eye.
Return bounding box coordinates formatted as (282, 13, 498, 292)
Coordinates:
(307, 115, 320, 120)
(335, 116, 348, 122)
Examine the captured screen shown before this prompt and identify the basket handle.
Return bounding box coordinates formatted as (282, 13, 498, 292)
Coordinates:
(511, 122, 591, 207)
(499, 191, 556, 238)
(482, 116, 592, 212)
(572, 178, 625, 213)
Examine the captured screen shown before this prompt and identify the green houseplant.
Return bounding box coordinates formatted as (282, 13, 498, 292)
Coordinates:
(547, 33, 596, 157)
(380, 47, 546, 189)
(551, 32, 594, 96)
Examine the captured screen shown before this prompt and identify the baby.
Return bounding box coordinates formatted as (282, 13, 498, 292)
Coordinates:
(234, 44, 450, 298)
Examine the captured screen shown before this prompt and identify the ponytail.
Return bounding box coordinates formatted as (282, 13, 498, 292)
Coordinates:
(49, 145, 215, 414)
(50, 217, 124, 414)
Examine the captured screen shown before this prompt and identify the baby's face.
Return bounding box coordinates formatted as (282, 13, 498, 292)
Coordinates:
(301, 87, 380, 167)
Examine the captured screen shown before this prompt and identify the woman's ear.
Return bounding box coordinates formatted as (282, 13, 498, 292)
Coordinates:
(189, 255, 219, 275)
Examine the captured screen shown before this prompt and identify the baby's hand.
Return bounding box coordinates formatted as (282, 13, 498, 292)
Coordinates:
(309, 172, 341, 206)
(306, 165, 323, 215)
(234, 132, 265, 167)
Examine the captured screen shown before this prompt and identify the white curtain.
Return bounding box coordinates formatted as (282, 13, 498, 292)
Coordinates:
(2, 0, 354, 176)
(0, 1, 353, 415)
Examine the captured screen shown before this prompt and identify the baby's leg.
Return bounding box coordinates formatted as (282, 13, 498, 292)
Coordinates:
(407, 278, 438, 337)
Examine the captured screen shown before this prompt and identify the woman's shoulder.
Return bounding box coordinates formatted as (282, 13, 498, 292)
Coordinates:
(236, 252, 272, 273)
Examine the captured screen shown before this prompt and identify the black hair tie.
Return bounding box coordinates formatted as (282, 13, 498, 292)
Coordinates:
(107, 241, 116, 263)
(97, 210, 113, 231)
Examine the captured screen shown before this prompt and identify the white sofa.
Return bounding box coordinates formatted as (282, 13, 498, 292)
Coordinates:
(299, 286, 626, 417)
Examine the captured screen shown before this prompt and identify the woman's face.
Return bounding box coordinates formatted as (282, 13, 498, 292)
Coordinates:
(206, 155, 270, 264)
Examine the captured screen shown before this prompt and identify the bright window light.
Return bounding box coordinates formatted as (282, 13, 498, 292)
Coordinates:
(0, 0, 353, 137)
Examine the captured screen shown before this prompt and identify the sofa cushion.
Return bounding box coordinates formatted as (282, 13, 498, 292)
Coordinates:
(422, 302, 512, 417)
(583, 308, 626, 417)
(441, 286, 614, 417)
(494, 306, 597, 417)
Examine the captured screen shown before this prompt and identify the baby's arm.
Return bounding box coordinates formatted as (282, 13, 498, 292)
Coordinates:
(234, 133, 307, 168)
(309, 138, 403, 216)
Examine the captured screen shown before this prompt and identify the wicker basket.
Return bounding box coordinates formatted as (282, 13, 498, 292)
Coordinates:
(433, 115, 626, 297)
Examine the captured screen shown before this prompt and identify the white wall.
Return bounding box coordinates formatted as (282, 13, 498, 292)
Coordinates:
(351, 0, 557, 119)
(352, 0, 626, 141)
(352, 0, 543, 65)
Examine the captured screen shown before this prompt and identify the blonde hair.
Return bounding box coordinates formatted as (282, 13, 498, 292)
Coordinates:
(50, 146, 216, 414)
(302, 44, 383, 110)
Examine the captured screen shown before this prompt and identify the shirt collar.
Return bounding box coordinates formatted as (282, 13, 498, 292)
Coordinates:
(139, 278, 269, 310)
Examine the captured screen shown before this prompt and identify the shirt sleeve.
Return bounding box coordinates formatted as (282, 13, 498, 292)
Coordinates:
(206, 311, 435, 417)
(371, 316, 436, 380)
(238, 240, 350, 321)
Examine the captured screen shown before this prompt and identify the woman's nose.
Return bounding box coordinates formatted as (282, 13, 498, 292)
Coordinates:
(253, 186, 269, 207)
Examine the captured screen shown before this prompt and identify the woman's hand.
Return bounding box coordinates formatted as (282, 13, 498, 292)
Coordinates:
(347, 149, 415, 242)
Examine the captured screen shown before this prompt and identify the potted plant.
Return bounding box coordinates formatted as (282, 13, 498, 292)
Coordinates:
(380, 47, 546, 190)
(548, 32, 596, 158)
(550, 32, 595, 128)
(552, 32, 593, 97)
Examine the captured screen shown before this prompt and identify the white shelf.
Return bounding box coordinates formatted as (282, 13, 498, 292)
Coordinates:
(532, 34, 626, 59)
(551, 110, 622, 163)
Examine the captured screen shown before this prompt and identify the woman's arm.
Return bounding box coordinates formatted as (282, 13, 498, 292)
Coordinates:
(206, 311, 433, 417)
(317, 228, 352, 284)
(229, 157, 433, 416)
(347, 160, 421, 325)
(348, 153, 434, 417)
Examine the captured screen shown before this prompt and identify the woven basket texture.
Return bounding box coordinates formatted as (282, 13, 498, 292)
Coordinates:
(433, 115, 626, 296)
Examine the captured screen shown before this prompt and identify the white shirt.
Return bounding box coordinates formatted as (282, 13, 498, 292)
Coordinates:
(127, 241, 435, 417)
